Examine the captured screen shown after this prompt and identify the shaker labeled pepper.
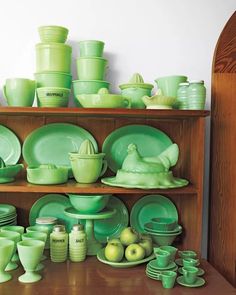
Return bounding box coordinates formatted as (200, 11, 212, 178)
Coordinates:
(50, 225, 68, 262)
(69, 224, 87, 262)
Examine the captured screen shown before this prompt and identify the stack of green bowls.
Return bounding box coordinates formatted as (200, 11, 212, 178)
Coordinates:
(35, 26, 72, 107)
(73, 40, 110, 107)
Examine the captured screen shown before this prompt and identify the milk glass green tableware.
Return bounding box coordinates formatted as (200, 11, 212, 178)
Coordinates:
(76, 57, 107, 80)
(155, 75, 187, 98)
(79, 40, 105, 57)
(38, 25, 69, 43)
(35, 72, 72, 88)
(158, 246, 177, 262)
(26, 225, 49, 252)
(17, 240, 45, 283)
(0, 162, 24, 184)
(183, 257, 199, 267)
(177, 276, 205, 288)
(154, 248, 171, 267)
(3, 78, 36, 107)
(72, 80, 110, 95)
(178, 250, 197, 259)
(0, 240, 14, 283)
(157, 270, 177, 289)
(182, 266, 199, 284)
(0, 231, 20, 271)
(68, 194, 110, 213)
(22, 232, 47, 270)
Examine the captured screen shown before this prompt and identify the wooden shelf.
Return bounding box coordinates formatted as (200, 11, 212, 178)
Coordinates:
(0, 257, 234, 295)
(0, 179, 197, 194)
(0, 106, 210, 119)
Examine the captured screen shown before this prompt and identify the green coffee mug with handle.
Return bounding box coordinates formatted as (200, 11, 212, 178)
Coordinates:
(156, 271, 177, 289)
(3, 78, 36, 107)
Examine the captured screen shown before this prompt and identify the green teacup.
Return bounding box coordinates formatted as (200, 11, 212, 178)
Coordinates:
(3, 78, 35, 107)
(0, 239, 14, 283)
(182, 266, 198, 284)
(17, 240, 45, 283)
(159, 246, 177, 262)
(183, 257, 199, 267)
(154, 248, 171, 267)
(155, 75, 187, 98)
(69, 153, 107, 184)
(178, 250, 197, 259)
(79, 40, 105, 57)
(157, 271, 177, 289)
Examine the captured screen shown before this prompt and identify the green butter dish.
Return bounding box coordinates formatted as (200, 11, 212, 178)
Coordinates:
(97, 248, 155, 268)
(76, 88, 131, 108)
(0, 157, 23, 184)
(23, 123, 98, 168)
(27, 164, 69, 185)
(0, 125, 21, 165)
(29, 194, 78, 232)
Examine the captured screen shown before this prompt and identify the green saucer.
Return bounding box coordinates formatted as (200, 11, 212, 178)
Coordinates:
(175, 258, 200, 267)
(148, 259, 177, 270)
(0, 204, 16, 218)
(146, 265, 178, 275)
(178, 267, 205, 276)
(177, 276, 205, 287)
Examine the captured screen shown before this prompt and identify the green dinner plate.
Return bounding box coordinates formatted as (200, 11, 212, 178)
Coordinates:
(93, 196, 129, 243)
(0, 125, 21, 165)
(23, 123, 98, 167)
(0, 204, 16, 217)
(97, 248, 155, 268)
(177, 276, 205, 287)
(102, 125, 173, 172)
(130, 195, 178, 233)
(29, 194, 77, 232)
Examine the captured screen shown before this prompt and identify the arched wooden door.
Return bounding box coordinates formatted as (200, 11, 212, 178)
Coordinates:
(209, 11, 236, 287)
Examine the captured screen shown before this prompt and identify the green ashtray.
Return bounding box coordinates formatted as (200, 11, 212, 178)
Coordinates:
(0, 163, 24, 183)
(27, 164, 69, 185)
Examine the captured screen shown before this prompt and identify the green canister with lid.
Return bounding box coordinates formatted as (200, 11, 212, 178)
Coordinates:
(187, 80, 206, 110)
(36, 217, 57, 249)
(69, 224, 87, 262)
(50, 225, 68, 262)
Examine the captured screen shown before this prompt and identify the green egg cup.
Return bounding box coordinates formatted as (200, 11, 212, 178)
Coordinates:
(0, 240, 14, 283)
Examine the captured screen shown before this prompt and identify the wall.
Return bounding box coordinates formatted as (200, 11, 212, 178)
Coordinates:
(0, 0, 235, 256)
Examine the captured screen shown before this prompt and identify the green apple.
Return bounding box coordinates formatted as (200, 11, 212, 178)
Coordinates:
(139, 238, 153, 257)
(120, 227, 139, 246)
(105, 239, 124, 262)
(125, 243, 145, 262)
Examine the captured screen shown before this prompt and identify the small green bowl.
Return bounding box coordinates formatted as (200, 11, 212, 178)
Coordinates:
(27, 165, 69, 185)
(67, 194, 111, 213)
(38, 26, 69, 43)
(148, 230, 182, 246)
(150, 217, 177, 231)
(79, 40, 105, 57)
(0, 164, 24, 183)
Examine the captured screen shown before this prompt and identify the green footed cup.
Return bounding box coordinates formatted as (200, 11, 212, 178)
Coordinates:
(26, 225, 50, 250)
(0, 231, 21, 271)
(0, 240, 14, 283)
(3, 78, 35, 107)
(17, 240, 45, 283)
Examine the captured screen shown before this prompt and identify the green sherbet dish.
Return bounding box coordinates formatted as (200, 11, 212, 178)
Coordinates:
(27, 164, 69, 185)
(38, 25, 69, 43)
(101, 143, 188, 189)
(0, 157, 23, 183)
(76, 88, 130, 108)
(67, 194, 111, 213)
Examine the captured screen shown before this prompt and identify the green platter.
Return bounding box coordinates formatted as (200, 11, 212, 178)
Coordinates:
(29, 194, 77, 232)
(97, 248, 155, 268)
(130, 195, 178, 233)
(102, 125, 173, 173)
(23, 123, 98, 167)
(0, 125, 21, 165)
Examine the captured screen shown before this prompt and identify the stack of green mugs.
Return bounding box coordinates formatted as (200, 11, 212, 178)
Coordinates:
(73, 40, 110, 107)
(34, 26, 72, 107)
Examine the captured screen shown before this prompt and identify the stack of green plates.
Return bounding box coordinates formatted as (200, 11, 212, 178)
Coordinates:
(0, 204, 17, 227)
(146, 259, 178, 280)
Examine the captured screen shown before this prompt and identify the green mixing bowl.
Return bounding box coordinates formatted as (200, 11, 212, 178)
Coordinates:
(76, 57, 107, 80)
(36, 43, 72, 73)
(38, 26, 69, 43)
(37, 87, 70, 107)
(148, 230, 182, 246)
(67, 194, 111, 213)
(34, 72, 72, 89)
(79, 40, 104, 57)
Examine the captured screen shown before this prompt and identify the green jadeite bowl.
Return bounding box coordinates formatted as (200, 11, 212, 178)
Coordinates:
(36, 87, 70, 107)
(150, 218, 178, 231)
(38, 26, 69, 43)
(0, 164, 24, 183)
(34, 72, 72, 89)
(27, 165, 69, 185)
(67, 194, 111, 213)
(147, 230, 182, 246)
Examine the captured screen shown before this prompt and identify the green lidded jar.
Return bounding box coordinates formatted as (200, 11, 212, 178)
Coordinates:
(69, 224, 87, 262)
(50, 225, 68, 263)
(187, 80, 206, 110)
(36, 217, 58, 249)
(176, 82, 189, 110)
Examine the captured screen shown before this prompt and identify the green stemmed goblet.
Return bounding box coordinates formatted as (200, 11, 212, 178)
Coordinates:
(0, 239, 14, 283)
(0, 231, 21, 271)
(17, 240, 45, 283)
(1, 226, 24, 262)
(22, 232, 47, 271)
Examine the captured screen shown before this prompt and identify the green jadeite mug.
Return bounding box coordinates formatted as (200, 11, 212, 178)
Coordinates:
(182, 266, 198, 284)
(69, 153, 107, 184)
(154, 248, 171, 267)
(79, 40, 105, 57)
(155, 75, 187, 98)
(3, 78, 35, 107)
(0, 239, 14, 283)
(156, 271, 177, 289)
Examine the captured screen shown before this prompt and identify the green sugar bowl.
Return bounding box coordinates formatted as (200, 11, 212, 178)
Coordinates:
(119, 73, 153, 109)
